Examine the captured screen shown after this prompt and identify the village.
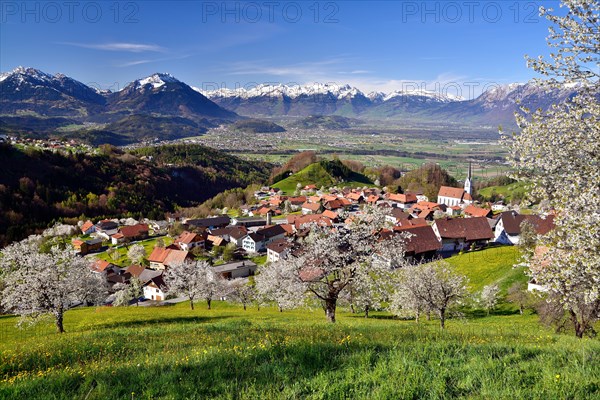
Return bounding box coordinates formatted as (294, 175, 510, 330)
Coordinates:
(72, 164, 555, 304)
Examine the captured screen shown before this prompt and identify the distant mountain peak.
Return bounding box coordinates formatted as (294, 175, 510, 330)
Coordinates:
(1, 66, 54, 83)
(134, 73, 180, 89)
(199, 83, 366, 100)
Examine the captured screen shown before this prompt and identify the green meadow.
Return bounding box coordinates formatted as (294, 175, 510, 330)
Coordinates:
(1, 247, 599, 399)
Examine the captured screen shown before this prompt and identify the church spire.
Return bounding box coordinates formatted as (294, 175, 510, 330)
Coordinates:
(464, 162, 472, 195)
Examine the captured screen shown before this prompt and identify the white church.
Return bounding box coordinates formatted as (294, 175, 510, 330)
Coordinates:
(437, 163, 474, 207)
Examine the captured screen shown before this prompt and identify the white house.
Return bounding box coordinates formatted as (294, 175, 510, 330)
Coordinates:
(174, 231, 205, 251)
(266, 239, 292, 263)
(242, 225, 286, 253)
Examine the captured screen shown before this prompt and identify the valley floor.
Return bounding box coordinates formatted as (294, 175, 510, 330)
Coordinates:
(1, 302, 599, 399)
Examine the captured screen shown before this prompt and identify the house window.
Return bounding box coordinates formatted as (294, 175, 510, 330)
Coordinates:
(156, 288, 159, 293)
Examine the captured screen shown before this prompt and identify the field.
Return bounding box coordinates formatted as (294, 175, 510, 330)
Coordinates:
(1, 248, 599, 399)
(478, 182, 530, 202)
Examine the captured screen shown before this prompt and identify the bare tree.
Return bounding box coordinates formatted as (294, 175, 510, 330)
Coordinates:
(507, 282, 531, 315)
(1, 236, 106, 333)
(391, 260, 468, 329)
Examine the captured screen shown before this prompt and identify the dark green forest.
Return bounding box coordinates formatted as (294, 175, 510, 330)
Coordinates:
(0, 144, 271, 246)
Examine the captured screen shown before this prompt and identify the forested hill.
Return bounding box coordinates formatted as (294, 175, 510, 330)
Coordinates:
(0, 144, 271, 246)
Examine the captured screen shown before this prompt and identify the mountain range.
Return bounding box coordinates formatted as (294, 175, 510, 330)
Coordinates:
(0, 67, 583, 145)
(200, 82, 578, 127)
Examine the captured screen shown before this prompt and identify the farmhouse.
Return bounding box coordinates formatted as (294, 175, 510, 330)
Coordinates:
(432, 217, 494, 252)
(80, 220, 96, 235)
(148, 247, 190, 269)
(266, 239, 292, 263)
(387, 193, 418, 209)
(494, 211, 555, 245)
(301, 202, 322, 215)
(242, 225, 287, 253)
(395, 225, 442, 260)
(464, 205, 493, 218)
(118, 224, 150, 242)
(95, 220, 119, 239)
(72, 238, 103, 255)
(174, 231, 205, 251)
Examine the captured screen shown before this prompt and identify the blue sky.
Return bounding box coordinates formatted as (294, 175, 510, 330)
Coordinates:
(1, 1, 559, 98)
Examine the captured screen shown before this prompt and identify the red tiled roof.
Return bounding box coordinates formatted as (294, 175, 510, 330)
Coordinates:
(126, 265, 145, 277)
(388, 193, 418, 203)
(81, 220, 94, 233)
(322, 210, 339, 220)
(324, 199, 345, 210)
(396, 225, 442, 255)
(92, 260, 112, 272)
(176, 231, 202, 244)
(438, 186, 467, 199)
(499, 212, 555, 235)
(119, 224, 149, 238)
(434, 217, 494, 241)
(347, 193, 363, 201)
(266, 239, 292, 253)
(279, 224, 295, 235)
(148, 247, 169, 263)
(464, 205, 492, 218)
(163, 249, 190, 266)
(302, 202, 321, 211)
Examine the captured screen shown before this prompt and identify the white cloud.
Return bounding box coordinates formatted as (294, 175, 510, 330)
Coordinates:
(60, 42, 165, 53)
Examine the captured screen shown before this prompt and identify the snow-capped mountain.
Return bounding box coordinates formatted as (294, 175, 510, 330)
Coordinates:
(107, 73, 237, 119)
(0, 66, 106, 116)
(0, 67, 586, 136)
(201, 81, 583, 126)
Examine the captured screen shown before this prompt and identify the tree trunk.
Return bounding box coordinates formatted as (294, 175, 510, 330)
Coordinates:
(278, 304, 283, 312)
(519, 305, 524, 315)
(325, 298, 337, 323)
(350, 303, 355, 314)
(243, 303, 247, 311)
(55, 308, 65, 334)
(189, 297, 195, 310)
(206, 298, 212, 310)
(439, 308, 446, 329)
(364, 305, 369, 318)
(569, 309, 585, 339)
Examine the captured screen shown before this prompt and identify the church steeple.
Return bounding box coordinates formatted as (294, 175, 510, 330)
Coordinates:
(464, 162, 472, 195)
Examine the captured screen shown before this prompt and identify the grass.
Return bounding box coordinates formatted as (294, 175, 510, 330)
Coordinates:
(478, 181, 529, 202)
(446, 246, 525, 294)
(1, 247, 599, 399)
(272, 163, 373, 194)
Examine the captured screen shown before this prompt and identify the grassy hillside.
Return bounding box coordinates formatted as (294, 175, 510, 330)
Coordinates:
(447, 246, 525, 293)
(2, 247, 599, 399)
(272, 160, 373, 194)
(1, 303, 598, 399)
(478, 181, 529, 202)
